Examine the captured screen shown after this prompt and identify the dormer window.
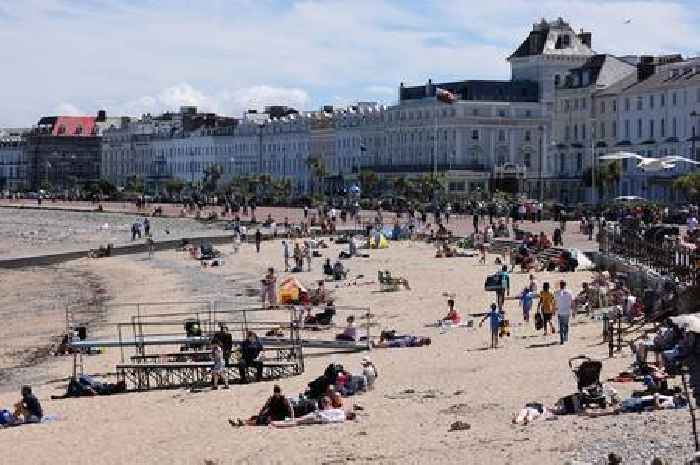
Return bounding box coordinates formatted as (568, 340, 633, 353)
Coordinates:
(57, 125, 66, 135)
(75, 125, 83, 135)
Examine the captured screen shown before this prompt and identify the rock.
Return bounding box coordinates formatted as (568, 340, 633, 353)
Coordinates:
(448, 421, 471, 432)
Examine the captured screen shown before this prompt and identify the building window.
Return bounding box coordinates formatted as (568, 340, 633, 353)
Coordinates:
(471, 129, 479, 140)
(624, 98, 630, 111)
(636, 97, 643, 111)
(498, 130, 505, 142)
(582, 124, 586, 140)
(581, 98, 587, 110)
(574, 125, 578, 140)
(624, 120, 630, 139)
(577, 153, 583, 172)
(554, 75, 561, 87)
(523, 152, 531, 168)
(600, 101, 606, 113)
(660, 118, 666, 137)
(525, 110, 532, 117)
(673, 117, 678, 137)
(649, 119, 655, 138)
(472, 109, 478, 116)
(649, 95, 655, 109)
(660, 93, 665, 106)
(672, 92, 678, 105)
(57, 125, 66, 135)
(612, 100, 617, 112)
(524, 130, 531, 141)
(600, 122, 606, 138)
(498, 109, 506, 117)
(637, 119, 643, 138)
(565, 125, 570, 141)
(612, 121, 617, 138)
(574, 99, 579, 111)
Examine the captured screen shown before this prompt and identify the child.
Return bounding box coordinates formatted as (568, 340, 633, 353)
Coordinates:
(440, 299, 461, 326)
(479, 303, 502, 349)
(211, 342, 229, 390)
(479, 242, 487, 265)
(519, 287, 535, 324)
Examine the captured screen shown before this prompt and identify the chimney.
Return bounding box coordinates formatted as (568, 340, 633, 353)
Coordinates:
(637, 56, 656, 81)
(96, 110, 106, 122)
(577, 30, 592, 48)
(426, 78, 433, 98)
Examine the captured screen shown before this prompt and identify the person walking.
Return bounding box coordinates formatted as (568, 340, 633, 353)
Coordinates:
(261, 267, 277, 308)
(554, 280, 574, 345)
(282, 240, 290, 272)
(472, 210, 479, 232)
(495, 265, 510, 312)
(255, 229, 262, 253)
(303, 241, 312, 271)
(537, 282, 556, 336)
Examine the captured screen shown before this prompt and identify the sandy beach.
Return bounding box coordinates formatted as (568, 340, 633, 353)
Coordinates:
(0, 212, 695, 465)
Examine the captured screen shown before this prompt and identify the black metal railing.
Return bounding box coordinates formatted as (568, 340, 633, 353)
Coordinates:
(599, 226, 699, 284)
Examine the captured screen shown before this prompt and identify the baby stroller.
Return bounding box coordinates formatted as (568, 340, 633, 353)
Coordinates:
(569, 355, 607, 409)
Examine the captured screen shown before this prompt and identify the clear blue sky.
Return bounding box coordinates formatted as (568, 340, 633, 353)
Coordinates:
(0, 0, 698, 126)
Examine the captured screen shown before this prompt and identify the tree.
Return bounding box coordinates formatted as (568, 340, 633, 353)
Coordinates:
(673, 171, 700, 202)
(358, 169, 379, 197)
(583, 161, 621, 201)
(306, 156, 327, 197)
(125, 175, 144, 194)
(414, 173, 445, 202)
(164, 178, 186, 199)
(202, 164, 223, 193)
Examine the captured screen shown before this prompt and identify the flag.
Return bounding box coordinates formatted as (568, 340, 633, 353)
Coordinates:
(436, 87, 457, 104)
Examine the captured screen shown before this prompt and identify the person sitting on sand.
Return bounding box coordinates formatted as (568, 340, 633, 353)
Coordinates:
(361, 357, 378, 390)
(323, 258, 333, 277)
(10, 386, 43, 425)
(332, 260, 346, 281)
(336, 316, 358, 341)
(440, 299, 461, 325)
(229, 384, 293, 426)
(305, 300, 336, 327)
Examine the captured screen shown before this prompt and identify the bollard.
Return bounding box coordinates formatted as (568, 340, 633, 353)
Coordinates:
(602, 314, 609, 342)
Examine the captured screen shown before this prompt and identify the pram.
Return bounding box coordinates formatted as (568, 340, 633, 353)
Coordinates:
(568, 355, 607, 409)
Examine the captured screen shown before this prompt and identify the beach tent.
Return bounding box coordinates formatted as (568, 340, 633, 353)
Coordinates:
(369, 233, 389, 249)
(278, 276, 307, 304)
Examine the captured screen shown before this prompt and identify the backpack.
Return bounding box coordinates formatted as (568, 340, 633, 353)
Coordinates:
(0, 409, 12, 425)
(534, 312, 544, 331)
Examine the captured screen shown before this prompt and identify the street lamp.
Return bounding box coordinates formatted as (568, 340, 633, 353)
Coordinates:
(538, 125, 544, 201)
(691, 111, 698, 161)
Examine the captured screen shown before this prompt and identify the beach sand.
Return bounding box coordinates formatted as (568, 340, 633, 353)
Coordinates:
(0, 225, 694, 464)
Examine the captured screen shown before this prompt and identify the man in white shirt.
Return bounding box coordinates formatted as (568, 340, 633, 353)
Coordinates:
(554, 280, 574, 345)
(687, 215, 698, 236)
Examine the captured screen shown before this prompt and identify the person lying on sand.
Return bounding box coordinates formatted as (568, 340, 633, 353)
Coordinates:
(512, 402, 553, 425)
(229, 384, 293, 427)
(371, 333, 431, 348)
(270, 396, 355, 428)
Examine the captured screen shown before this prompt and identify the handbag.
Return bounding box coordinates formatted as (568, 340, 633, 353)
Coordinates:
(534, 312, 544, 331)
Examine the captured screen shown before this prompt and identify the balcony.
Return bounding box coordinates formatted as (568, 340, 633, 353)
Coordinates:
(361, 163, 489, 174)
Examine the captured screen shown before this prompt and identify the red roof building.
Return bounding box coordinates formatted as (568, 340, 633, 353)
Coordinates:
(51, 116, 97, 137)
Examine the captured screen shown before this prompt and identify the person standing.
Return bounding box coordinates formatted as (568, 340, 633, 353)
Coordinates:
(472, 210, 479, 232)
(537, 282, 556, 335)
(255, 229, 262, 253)
(519, 287, 535, 324)
(554, 280, 574, 345)
(261, 267, 277, 308)
(282, 240, 290, 272)
(211, 341, 229, 390)
(303, 241, 312, 271)
(239, 331, 264, 383)
(479, 303, 502, 349)
(143, 217, 151, 237)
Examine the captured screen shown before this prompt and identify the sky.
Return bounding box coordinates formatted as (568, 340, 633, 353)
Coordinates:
(0, 0, 699, 127)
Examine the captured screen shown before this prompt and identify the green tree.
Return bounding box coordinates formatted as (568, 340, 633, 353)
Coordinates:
(164, 177, 186, 198)
(306, 156, 327, 197)
(202, 164, 223, 193)
(358, 169, 379, 197)
(673, 170, 700, 202)
(125, 175, 144, 194)
(583, 161, 621, 201)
